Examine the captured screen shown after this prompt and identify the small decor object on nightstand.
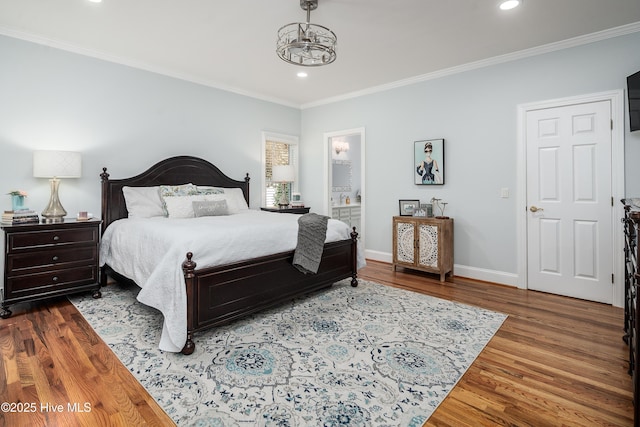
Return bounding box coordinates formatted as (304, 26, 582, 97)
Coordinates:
(76, 211, 94, 221)
(291, 192, 305, 208)
(8, 190, 28, 211)
(2, 209, 39, 225)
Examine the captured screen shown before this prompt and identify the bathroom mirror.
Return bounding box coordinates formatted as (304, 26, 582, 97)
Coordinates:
(332, 160, 351, 192)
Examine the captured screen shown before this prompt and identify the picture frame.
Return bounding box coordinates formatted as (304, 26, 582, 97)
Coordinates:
(414, 138, 444, 185)
(399, 199, 420, 216)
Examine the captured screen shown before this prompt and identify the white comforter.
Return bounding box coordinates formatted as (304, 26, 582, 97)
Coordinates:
(99, 210, 364, 352)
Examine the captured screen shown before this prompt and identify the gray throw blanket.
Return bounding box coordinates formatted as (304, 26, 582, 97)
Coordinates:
(293, 213, 329, 274)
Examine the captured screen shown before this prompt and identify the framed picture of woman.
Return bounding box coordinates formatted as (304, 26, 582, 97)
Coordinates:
(414, 139, 444, 185)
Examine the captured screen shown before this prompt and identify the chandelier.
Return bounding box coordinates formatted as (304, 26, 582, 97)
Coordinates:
(276, 0, 337, 67)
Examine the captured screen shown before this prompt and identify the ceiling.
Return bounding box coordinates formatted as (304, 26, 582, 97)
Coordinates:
(1, 0, 639, 108)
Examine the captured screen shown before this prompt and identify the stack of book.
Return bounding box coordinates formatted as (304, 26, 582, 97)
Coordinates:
(2, 209, 40, 225)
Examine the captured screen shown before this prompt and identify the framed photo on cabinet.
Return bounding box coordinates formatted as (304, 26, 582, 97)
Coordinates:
(399, 199, 420, 216)
(415, 138, 444, 185)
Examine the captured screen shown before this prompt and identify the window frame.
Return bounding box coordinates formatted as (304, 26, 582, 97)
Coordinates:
(261, 131, 299, 208)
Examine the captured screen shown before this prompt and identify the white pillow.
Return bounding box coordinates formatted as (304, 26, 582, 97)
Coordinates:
(122, 186, 165, 218)
(164, 195, 209, 218)
(222, 188, 249, 212)
(203, 191, 248, 215)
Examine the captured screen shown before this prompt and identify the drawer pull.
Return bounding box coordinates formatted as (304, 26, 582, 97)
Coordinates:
(53, 236, 60, 241)
(52, 256, 59, 261)
(52, 276, 58, 282)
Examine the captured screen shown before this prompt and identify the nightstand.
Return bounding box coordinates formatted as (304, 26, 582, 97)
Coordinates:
(1, 219, 102, 318)
(261, 207, 311, 214)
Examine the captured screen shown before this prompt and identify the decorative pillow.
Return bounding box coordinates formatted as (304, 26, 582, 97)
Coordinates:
(201, 191, 248, 215)
(163, 194, 209, 218)
(196, 186, 225, 195)
(192, 200, 229, 217)
(159, 183, 197, 216)
(122, 186, 165, 218)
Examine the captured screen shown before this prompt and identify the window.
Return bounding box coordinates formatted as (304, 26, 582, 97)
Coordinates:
(262, 132, 298, 207)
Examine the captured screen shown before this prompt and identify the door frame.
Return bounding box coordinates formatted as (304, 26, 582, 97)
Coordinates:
(323, 127, 366, 249)
(516, 90, 625, 307)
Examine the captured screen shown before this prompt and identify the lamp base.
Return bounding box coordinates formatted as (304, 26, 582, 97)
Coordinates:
(41, 178, 67, 223)
(41, 216, 65, 224)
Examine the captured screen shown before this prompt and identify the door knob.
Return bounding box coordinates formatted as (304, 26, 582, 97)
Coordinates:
(529, 206, 544, 213)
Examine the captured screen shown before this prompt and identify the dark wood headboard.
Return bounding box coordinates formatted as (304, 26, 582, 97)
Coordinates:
(100, 156, 250, 232)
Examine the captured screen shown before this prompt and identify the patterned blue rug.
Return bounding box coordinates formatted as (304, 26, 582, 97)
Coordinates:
(70, 279, 506, 426)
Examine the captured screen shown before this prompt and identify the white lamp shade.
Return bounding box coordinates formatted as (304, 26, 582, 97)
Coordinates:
(272, 164, 295, 182)
(33, 151, 82, 178)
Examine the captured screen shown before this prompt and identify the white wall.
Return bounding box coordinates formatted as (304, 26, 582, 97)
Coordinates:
(300, 31, 640, 284)
(0, 35, 300, 290)
(0, 35, 300, 218)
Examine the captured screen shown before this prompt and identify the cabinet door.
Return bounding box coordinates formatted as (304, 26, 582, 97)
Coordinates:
(417, 223, 439, 269)
(395, 221, 415, 264)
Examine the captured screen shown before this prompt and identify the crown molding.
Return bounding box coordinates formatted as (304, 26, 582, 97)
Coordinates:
(301, 21, 640, 109)
(0, 26, 300, 109)
(1, 20, 638, 111)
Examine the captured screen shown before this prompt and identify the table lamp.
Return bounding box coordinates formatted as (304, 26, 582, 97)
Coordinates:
(271, 164, 295, 208)
(33, 150, 82, 223)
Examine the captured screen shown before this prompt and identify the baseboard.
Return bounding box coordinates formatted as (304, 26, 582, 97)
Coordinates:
(364, 249, 392, 264)
(364, 249, 519, 288)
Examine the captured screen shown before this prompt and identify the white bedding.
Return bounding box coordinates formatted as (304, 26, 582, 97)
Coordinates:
(99, 210, 365, 352)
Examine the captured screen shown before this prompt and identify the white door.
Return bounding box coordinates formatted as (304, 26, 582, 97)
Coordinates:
(526, 100, 613, 303)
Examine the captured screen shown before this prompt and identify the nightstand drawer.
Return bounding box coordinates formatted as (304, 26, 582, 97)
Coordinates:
(8, 228, 98, 252)
(7, 247, 98, 275)
(5, 266, 98, 298)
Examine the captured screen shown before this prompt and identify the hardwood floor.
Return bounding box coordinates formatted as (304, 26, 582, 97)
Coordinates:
(0, 260, 633, 426)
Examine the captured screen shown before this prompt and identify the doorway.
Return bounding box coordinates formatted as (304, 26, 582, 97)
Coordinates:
(517, 91, 625, 306)
(323, 128, 365, 250)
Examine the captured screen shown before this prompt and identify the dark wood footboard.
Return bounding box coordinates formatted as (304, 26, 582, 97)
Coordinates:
(180, 228, 358, 354)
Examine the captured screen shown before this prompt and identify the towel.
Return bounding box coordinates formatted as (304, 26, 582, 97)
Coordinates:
(293, 213, 329, 274)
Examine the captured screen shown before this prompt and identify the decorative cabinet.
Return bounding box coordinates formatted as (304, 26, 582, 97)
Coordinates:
(332, 205, 361, 233)
(392, 216, 453, 282)
(1, 220, 102, 318)
(622, 200, 640, 426)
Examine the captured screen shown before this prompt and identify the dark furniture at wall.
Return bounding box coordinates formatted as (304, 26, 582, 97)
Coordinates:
(100, 156, 358, 355)
(1, 219, 102, 318)
(622, 199, 640, 426)
(260, 206, 311, 214)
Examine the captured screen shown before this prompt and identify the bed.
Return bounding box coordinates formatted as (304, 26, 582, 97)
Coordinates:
(99, 156, 359, 355)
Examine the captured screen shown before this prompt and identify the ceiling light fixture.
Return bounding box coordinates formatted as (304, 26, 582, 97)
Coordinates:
(499, 0, 521, 10)
(277, 0, 337, 67)
(297, 71, 308, 78)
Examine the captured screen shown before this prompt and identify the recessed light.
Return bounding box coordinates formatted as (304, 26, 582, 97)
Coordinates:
(88, 0, 102, 3)
(499, 0, 520, 10)
(297, 71, 308, 78)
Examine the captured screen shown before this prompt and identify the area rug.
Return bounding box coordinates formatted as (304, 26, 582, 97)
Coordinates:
(70, 279, 506, 426)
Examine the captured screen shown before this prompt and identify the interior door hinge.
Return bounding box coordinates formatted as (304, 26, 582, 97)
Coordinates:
(612, 196, 614, 206)
(611, 119, 614, 130)
(612, 273, 615, 284)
